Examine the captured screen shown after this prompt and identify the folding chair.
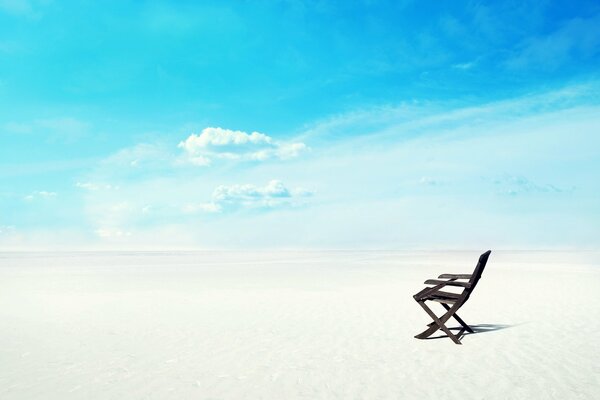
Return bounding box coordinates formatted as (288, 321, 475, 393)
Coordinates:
(413, 250, 491, 344)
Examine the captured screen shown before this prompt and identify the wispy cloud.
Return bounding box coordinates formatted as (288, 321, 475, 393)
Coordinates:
(3, 117, 90, 142)
(0, 0, 33, 16)
(76, 182, 117, 191)
(95, 228, 132, 239)
(507, 13, 600, 70)
(420, 177, 440, 186)
(96, 143, 176, 176)
(298, 80, 600, 145)
(22, 81, 599, 249)
(452, 61, 475, 70)
(491, 175, 572, 196)
(0, 225, 16, 235)
(23, 190, 57, 201)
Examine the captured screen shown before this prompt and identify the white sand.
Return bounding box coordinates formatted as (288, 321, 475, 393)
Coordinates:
(0, 250, 598, 399)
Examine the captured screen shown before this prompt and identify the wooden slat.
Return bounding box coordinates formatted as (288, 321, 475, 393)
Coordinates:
(424, 279, 471, 288)
(430, 290, 461, 299)
(438, 274, 472, 279)
(430, 298, 457, 304)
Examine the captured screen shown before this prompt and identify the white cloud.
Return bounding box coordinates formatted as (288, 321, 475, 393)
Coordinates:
(178, 127, 307, 165)
(181, 127, 273, 148)
(186, 180, 313, 213)
(214, 180, 291, 202)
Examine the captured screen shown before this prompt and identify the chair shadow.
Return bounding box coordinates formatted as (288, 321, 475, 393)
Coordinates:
(424, 323, 514, 341)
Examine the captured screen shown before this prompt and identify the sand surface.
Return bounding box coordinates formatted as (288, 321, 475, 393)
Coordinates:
(0, 250, 599, 399)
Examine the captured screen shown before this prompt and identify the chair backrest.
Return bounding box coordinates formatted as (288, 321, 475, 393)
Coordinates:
(464, 250, 491, 301)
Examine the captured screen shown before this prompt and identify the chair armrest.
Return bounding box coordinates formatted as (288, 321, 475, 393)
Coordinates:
(414, 281, 448, 300)
(438, 274, 472, 279)
(424, 279, 471, 288)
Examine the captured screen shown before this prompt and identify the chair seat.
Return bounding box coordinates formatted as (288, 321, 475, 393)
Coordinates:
(430, 297, 457, 304)
(425, 290, 461, 303)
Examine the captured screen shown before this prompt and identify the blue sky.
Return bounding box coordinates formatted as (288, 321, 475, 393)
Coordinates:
(1, 0, 599, 249)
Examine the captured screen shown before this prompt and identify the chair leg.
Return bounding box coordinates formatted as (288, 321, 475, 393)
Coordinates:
(441, 303, 474, 333)
(415, 300, 462, 344)
(415, 301, 448, 338)
(415, 302, 443, 339)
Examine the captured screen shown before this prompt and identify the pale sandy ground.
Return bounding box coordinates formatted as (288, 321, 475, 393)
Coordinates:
(0, 250, 598, 400)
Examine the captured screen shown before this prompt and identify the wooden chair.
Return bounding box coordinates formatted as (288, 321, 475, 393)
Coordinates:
(413, 250, 491, 344)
